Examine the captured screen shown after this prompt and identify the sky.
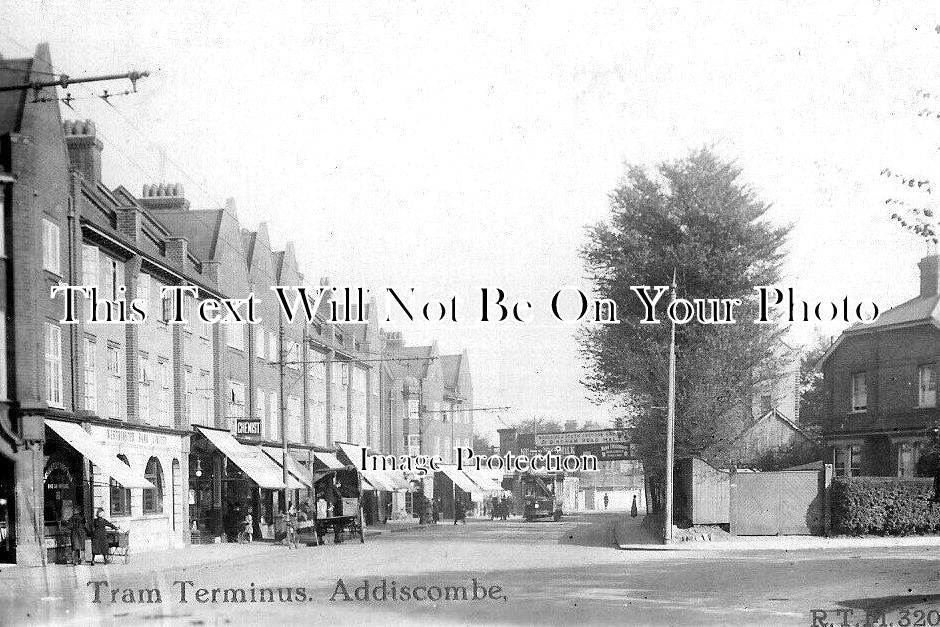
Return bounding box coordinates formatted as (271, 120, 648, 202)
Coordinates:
(3, 1, 940, 441)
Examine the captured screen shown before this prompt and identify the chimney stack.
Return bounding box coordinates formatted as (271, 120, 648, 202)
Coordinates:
(385, 331, 403, 350)
(63, 120, 102, 183)
(919, 255, 940, 298)
(139, 183, 190, 212)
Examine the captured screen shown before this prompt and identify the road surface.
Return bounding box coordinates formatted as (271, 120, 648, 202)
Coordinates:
(2, 512, 939, 626)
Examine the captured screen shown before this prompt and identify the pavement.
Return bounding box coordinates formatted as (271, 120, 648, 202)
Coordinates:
(614, 515, 940, 551)
(3, 511, 940, 626)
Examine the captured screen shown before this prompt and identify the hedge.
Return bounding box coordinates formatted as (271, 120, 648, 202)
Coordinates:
(831, 476, 940, 536)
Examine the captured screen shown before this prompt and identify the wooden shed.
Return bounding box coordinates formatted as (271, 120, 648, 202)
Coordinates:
(674, 458, 730, 526)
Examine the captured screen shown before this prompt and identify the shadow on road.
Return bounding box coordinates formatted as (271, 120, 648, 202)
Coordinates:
(836, 593, 940, 613)
(556, 514, 618, 548)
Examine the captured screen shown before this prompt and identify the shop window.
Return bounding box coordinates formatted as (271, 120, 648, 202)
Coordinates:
(111, 455, 132, 516)
(919, 365, 937, 408)
(850, 373, 867, 413)
(143, 456, 164, 514)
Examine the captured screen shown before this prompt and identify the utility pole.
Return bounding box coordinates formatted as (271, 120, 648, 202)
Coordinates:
(279, 327, 288, 507)
(664, 270, 678, 544)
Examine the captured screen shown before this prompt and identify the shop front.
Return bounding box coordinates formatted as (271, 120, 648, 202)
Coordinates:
(190, 426, 298, 544)
(334, 442, 411, 525)
(43, 419, 167, 562)
(435, 465, 482, 520)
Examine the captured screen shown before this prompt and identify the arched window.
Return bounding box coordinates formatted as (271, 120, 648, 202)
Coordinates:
(110, 455, 132, 516)
(143, 456, 164, 514)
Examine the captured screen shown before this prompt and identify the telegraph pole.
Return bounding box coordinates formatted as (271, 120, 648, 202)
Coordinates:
(664, 270, 677, 544)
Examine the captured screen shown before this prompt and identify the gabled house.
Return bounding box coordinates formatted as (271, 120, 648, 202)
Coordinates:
(817, 254, 940, 477)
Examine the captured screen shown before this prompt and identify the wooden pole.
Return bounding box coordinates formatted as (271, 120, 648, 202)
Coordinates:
(664, 270, 677, 544)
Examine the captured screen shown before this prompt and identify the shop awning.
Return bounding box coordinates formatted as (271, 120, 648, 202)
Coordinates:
(313, 451, 345, 469)
(336, 442, 399, 492)
(382, 470, 413, 492)
(46, 419, 154, 489)
(463, 468, 504, 493)
(196, 427, 285, 489)
(438, 465, 482, 494)
(262, 447, 311, 489)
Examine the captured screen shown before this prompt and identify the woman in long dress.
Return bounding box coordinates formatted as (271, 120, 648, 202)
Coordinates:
(90, 507, 118, 565)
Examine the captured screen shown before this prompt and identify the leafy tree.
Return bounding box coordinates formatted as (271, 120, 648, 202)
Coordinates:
(511, 417, 564, 434)
(799, 331, 832, 426)
(472, 433, 494, 454)
(580, 148, 790, 510)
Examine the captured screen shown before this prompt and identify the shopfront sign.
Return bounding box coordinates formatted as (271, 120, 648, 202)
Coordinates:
(526, 429, 632, 461)
(236, 419, 262, 439)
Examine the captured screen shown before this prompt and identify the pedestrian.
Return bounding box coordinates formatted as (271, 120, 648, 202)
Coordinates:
(285, 501, 299, 549)
(603, 493, 609, 510)
(243, 510, 253, 543)
(431, 498, 440, 524)
(66, 509, 88, 565)
(490, 496, 499, 520)
(453, 499, 466, 525)
(89, 507, 118, 565)
(631, 495, 639, 518)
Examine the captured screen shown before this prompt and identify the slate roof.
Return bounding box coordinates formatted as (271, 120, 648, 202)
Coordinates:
(816, 293, 940, 369)
(152, 209, 224, 261)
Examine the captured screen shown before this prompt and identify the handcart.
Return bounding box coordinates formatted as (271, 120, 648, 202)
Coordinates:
(297, 465, 365, 545)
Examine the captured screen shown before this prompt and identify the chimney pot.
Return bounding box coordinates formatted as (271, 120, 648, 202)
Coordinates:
(63, 118, 103, 183)
(919, 255, 940, 298)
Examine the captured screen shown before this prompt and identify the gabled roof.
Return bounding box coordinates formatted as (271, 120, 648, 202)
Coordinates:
(816, 294, 940, 369)
(440, 353, 462, 391)
(705, 408, 813, 459)
(152, 209, 224, 261)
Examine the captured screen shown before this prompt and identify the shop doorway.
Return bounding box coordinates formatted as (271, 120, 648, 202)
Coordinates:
(0, 456, 14, 563)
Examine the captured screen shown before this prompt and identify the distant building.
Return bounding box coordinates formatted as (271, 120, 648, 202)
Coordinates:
(707, 408, 815, 468)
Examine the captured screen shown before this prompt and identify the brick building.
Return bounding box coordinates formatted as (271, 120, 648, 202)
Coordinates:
(0, 44, 474, 562)
(817, 253, 940, 477)
(381, 334, 475, 518)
